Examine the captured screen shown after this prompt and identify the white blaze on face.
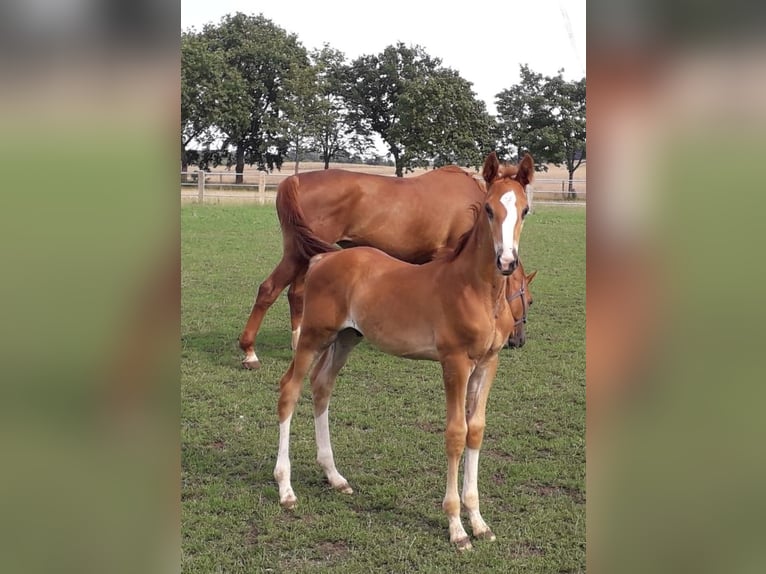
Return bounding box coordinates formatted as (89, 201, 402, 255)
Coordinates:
(499, 191, 518, 268)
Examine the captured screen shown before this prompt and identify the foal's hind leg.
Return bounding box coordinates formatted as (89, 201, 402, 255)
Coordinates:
(239, 256, 301, 369)
(286, 269, 306, 351)
(310, 329, 361, 494)
(273, 327, 335, 508)
(462, 355, 499, 542)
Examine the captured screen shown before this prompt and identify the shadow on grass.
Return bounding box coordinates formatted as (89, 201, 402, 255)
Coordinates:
(182, 437, 449, 541)
(181, 328, 295, 369)
(182, 440, 277, 492)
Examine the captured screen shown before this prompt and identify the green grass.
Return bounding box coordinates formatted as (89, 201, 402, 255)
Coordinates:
(181, 204, 585, 573)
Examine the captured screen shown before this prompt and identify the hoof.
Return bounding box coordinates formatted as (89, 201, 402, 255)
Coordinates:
(454, 537, 473, 551)
(242, 359, 262, 370)
(334, 482, 353, 495)
(475, 530, 496, 542)
(280, 496, 297, 509)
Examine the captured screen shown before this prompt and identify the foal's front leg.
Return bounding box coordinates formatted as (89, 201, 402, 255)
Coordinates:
(441, 356, 472, 550)
(463, 355, 499, 541)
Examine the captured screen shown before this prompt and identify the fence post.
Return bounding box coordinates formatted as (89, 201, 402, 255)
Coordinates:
(259, 172, 266, 205)
(527, 184, 534, 214)
(197, 170, 205, 202)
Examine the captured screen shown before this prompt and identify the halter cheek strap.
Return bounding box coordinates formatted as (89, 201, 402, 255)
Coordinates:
(506, 284, 528, 328)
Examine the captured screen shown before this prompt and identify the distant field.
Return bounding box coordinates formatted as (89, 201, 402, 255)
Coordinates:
(181, 160, 587, 205)
(181, 204, 585, 572)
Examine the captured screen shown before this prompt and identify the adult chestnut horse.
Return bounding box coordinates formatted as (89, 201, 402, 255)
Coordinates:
(239, 160, 530, 369)
(273, 152, 533, 550)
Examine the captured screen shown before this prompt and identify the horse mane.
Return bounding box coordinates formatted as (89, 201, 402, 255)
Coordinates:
(435, 203, 482, 262)
(276, 175, 339, 261)
(436, 165, 468, 175)
(435, 165, 489, 197)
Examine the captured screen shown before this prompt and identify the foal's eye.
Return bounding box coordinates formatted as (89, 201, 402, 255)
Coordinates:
(485, 204, 494, 219)
(522, 207, 530, 218)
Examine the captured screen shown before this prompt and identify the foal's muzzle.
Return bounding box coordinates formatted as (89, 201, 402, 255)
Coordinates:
(497, 254, 518, 275)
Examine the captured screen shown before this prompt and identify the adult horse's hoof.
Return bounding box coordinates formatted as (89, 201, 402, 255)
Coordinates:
(454, 537, 473, 551)
(280, 496, 297, 510)
(242, 359, 262, 370)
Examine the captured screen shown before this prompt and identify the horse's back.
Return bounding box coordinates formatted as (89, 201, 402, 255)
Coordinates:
(294, 169, 484, 261)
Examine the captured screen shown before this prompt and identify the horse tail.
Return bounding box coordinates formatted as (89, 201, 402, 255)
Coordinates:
(276, 175, 338, 261)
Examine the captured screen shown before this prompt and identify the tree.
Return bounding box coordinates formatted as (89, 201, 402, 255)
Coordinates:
(399, 68, 494, 169)
(282, 62, 319, 175)
(345, 43, 491, 177)
(203, 13, 311, 182)
(181, 30, 224, 177)
(308, 45, 373, 169)
(496, 65, 586, 197)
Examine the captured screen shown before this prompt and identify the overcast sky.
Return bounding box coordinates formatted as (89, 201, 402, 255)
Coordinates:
(181, 0, 585, 116)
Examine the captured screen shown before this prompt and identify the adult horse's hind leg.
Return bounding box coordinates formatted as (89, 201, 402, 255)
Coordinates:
(462, 355, 499, 542)
(310, 328, 361, 494)
(239, 256, 302, 369)
(287, 269, 306, 351)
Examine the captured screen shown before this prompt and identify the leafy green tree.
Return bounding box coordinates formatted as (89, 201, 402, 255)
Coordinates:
(203, 13, 311, 182)
(496, 65, 586, 197)
(282, 62, 320, 174)
(399, 68, 494, 169)
(181, 30, 224, 176)
(308, 45, 373, 169)
(345, 43, 491, 177)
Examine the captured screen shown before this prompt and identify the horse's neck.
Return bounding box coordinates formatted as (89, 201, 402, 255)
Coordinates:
(450, 213, 504, 293)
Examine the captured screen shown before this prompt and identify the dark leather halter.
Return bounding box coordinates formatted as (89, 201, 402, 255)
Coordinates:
(507, 282, 528, 329)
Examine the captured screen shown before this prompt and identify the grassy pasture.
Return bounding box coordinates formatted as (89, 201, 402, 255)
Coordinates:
(181, 203, 585, 572)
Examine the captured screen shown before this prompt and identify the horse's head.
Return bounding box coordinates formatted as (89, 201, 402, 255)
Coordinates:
(482, 152, 534, 275)
(507, 267, 537, 348)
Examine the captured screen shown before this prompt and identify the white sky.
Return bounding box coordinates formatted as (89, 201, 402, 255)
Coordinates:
(181, 0, 585, 116)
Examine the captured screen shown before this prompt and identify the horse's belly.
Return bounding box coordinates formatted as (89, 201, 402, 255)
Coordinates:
(365, 329, 439, 361)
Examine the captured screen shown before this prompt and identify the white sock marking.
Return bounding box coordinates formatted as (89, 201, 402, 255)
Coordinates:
(462, 447, 480, 507)
(274, 415, 295, 503)
(314, 408, 349, 490)
(462, 447, 492, 537)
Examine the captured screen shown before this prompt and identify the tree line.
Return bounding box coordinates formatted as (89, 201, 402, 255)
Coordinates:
(182, 12, 586, 183)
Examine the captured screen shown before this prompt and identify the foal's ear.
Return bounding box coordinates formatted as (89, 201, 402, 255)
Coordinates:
(516, 153, 535, 188)
(526, 270, 537, 284)
(482, 151, 500, 183)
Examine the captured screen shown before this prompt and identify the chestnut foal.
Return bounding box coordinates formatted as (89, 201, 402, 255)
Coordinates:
(273, 152, 533, 550)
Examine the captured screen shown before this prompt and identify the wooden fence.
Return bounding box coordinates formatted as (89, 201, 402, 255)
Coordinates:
(180, 170, 586, 206)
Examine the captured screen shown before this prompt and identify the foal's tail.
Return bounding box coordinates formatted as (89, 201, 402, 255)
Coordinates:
(276, 175, 338, 261)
